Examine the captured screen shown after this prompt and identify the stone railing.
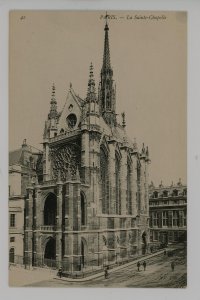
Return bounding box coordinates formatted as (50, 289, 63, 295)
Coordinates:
(40, 225, 55, 231)
(49, 129, 81, 143)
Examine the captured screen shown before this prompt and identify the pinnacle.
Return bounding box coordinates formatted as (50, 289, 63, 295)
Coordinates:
(86, 63, 96, 101)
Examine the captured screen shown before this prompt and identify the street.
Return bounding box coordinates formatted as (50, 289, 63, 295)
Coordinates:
(15, 247, 186, 288)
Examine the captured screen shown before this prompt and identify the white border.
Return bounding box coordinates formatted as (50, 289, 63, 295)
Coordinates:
(1, 0, 200, 299)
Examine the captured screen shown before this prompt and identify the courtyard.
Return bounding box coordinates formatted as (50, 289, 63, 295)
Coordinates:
(9, 246, 186, 288)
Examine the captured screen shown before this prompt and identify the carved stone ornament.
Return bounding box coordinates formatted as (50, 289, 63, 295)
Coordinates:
(49, 143, 80, 181)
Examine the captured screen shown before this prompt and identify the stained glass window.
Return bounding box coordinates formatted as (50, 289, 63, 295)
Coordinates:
(100, 147, 109, 214)
(115, 152, 121, 214)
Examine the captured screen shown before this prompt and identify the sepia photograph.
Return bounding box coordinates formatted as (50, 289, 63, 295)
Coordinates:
(9, 10, 187, 288)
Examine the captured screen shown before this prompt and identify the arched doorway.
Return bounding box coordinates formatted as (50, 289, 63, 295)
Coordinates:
(44, 237, 56, 267)
(44, 193, 57, 226)
(9, 247, 15, 263)
(81, 192, 86, 226)
(142, 231, 147, 255)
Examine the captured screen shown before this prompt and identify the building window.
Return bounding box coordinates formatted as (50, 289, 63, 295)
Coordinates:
(174, 231, 179, 241)
(168, 231, 173, 242)
(153, 212, 158, 227)
(44, 194, 57, 225)
(173, 211, 179, 227)
(163, 190, 168, 197)
(183, 210, 187, 226)
(150, 230, 153, 242)
(127, 161, 132, 215)
(81, 192, 86, 226)
(100, 147, 109, 214)
(10, 237, 15, 242)
(173, 189, 178, 197)
(115, 152, 121, 215)
(9, 248, 15, 263)
(153, 191, 158, 198)
(10, 214, 15, 227)
(154, 231, 159, 241)
(149, 213, 153, 228)
(66, 113, 77, 129)
(162, 211, 168, 226)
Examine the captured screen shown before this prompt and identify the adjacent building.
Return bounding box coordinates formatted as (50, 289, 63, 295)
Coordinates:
(9, 141, 42, 264)
(149, 180, 187, 247)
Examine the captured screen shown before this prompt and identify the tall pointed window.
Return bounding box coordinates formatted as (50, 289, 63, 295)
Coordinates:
(115, 152, 121, 214)
(127, 161, 132, 215)
(100, 147, 109, 214)
(81, 192, 86, 226)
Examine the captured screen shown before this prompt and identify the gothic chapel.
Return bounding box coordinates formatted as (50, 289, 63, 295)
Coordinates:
(24, 19, 150, 272)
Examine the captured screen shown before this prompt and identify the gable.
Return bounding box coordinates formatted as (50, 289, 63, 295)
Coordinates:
(57, 88, 83, 133)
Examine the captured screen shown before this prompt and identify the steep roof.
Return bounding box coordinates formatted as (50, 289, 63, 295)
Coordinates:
(9, 149, 22, 166)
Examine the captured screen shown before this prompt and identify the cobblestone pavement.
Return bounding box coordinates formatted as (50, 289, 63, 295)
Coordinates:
(21, 247, 186, 288)
(9, 266, 56, 287)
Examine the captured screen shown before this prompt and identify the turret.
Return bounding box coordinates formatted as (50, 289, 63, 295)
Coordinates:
(44, 83, 58, 139)
(86, 63, 99, 119)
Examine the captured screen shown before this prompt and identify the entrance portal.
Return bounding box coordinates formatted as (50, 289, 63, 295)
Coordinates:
(44, 237, 56, 267)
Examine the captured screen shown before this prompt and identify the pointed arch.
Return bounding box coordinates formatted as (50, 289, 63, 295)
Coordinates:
(81, 191, 87, 226)
(127, 159, 132, 214)
(43, 193, 57, 226)
(81, 237, 88, 267)
(100, 145, 109, 214)
(115, 151, 121, 214)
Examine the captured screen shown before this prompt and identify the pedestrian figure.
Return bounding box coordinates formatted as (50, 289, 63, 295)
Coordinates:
(171, 261, 175, 272)
(143, 261, 146, 271)
(137, 261, 141, 271)
(58, 267, 62, 278)
(164, 249, 167, 256)
(104, 268, 108, 279)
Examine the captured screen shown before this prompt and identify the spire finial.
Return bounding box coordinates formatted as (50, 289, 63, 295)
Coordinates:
(142, 143, 145, 153)
(146, 146, 149, 157)
(105, 11, 109, 27)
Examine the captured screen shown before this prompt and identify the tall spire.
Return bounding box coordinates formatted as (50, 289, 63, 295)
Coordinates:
(102, 14, 111, 72)
(99, 14, 116, 126)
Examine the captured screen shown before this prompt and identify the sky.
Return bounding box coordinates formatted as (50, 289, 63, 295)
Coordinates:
(9, 10, 187, 186)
